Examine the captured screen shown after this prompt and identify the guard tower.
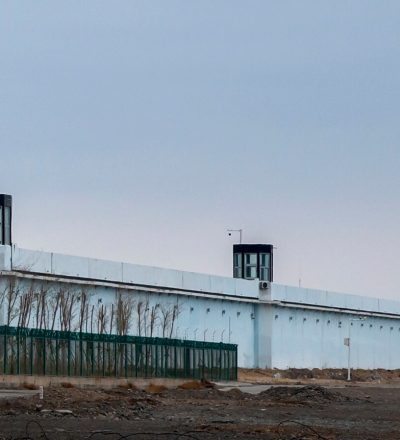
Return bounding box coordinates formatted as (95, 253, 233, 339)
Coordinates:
(233, 244, 273, 282)
(0, 194, 12, 246)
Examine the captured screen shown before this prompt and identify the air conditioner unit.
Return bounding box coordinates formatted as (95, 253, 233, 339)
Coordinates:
(259, 281, 269, 290)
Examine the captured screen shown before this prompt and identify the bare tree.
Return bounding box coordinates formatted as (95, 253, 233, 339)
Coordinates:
(169, 303, 181, 339)
(59, 288, 78, 332)
(49, 289, 61, 332)
(136, 300, 145, 336)
(148, 304, 159, 338)
(90, 304, 95, 333)
(96, 304, 108, 335)
(34, 284, 51, 330)
(159, 302, 182, 339)
(115, 290, 135, 336)
(78, 290, 90, 333)
(17, 282, 35, 328)
(160, 304, 172, 338)
(0, 276, 22, 326)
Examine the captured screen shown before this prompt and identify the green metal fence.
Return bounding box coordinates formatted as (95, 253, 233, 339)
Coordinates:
(0, 326, 237, 381)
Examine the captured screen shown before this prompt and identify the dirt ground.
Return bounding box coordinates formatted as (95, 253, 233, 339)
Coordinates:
(238, 367, 400, 384)
(0, 377, 399, 440)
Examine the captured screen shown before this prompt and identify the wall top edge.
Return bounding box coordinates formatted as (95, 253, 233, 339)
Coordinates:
(1, 245, 260, 298)
(270, 283, 400, 316)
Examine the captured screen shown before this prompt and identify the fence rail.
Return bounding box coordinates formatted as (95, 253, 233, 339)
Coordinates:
(0, 326, 237, 381)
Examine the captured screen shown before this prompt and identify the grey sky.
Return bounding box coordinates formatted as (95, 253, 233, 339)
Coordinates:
(1, 1, 400, 298)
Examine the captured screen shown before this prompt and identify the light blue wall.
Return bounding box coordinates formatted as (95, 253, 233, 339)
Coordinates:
(10, 246, 259, 298)
(270, 305, 400, 369)
(2, 245, 400, 370)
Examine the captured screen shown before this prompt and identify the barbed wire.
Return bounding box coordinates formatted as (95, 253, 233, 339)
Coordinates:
(276, 419, 330, 440)
(7, 418, 332, 440)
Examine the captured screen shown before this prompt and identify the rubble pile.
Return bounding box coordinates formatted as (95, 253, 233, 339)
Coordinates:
(0, 386, 160, 419)
(259, 385, 353, 404)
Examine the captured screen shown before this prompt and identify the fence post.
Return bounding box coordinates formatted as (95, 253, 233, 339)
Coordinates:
(124, 343, 128, 378)
(114, 340, 117, 377)
(202, 343, 205, 380)
(3, 328, 7, 374)
(174, 344, 177, 378)
(30, 335, 33, 375)
(235, 347, 238, 380)
(43, 335, 46, 375)
(91, 340, 95, 376)
(16, 331, 20, 375)
(67, 338, 71, 377)
(219, 344, 222, 381)
(79, 338, 83, 377)
(55, 334, 59, 376)
(102, 341, 105, 377)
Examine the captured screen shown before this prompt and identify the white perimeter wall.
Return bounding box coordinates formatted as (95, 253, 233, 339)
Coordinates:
(3, 245, 400, 370)
(269, 305, 400, 369)
(0, 276, 257, 368)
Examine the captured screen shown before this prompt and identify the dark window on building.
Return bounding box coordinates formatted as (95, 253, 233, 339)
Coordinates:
(4, 206, 11, 245)
(244, 253, 257, 279)
(233, 253, 242, 278)
(260, 253, 271, 281)
(0, 206, 2, 244)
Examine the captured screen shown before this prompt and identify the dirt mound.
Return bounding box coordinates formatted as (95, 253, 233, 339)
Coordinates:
(223, 388, 245, 398)
(146, 383, 168, 394)
(0, 387, 160, 419)
(239, 367, 400, 383)
(259, 385, 351, 404)
(178, 381, 203, 390)
(178, 380, 215, 390)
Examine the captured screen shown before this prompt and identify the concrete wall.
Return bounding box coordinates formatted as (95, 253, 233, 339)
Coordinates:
(269, 304, 400, 369)
(270, 283, 400, 316)
(0, 245, 258, 367)
(2, 245, 400, 370)
(9, 246, 259, 299)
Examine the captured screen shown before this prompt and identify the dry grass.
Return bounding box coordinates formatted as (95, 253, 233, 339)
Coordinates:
(117, 382, 138, 390)
(60, 382, 75, 388)
(146, 383, 167, 394)
(178, 381, 203, 390)
(22, 382, 39, 390)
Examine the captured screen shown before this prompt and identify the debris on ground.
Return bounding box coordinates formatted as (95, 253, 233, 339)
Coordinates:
(0, 383, 396, 439)
(258, 385, 355, 404)
(239, 367, 400, 383)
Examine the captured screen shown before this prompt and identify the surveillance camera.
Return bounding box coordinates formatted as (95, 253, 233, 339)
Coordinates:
(228, 233, 231, 236)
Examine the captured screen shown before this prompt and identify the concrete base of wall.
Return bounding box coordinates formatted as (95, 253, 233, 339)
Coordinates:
(0, 375, 190, 390)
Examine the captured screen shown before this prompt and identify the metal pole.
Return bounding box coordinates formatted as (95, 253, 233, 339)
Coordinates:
(347, 324, 351, 381)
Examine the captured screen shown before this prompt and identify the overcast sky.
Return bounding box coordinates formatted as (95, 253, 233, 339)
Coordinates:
(1, 1, 399, 299)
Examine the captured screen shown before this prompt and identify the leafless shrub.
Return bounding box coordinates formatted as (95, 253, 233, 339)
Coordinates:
(97, 304, 108, 335)
(115, 290, 135, 336)
(17, 282, 35, 328)
(77, 290, 90, 333)
(59, 288, 78, 332)
(0, 276, 22, 326)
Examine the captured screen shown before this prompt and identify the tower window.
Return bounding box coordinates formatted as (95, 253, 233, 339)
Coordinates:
(260, 253, 271, 281)
(0, 206, 2, 244)
(233, 253, 242, 278)
(244, 253, 257, 279)
(4, 206, 11, 245)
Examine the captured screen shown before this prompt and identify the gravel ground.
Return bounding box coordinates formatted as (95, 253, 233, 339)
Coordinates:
(0, 383, 398, 439)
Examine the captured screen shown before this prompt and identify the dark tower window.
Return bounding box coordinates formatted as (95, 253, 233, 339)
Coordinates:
(260, 253, 271, 281)
(233, 244, 274, 282)
(0, 205, 2, 244)
(244, 253, 257, 279)
(0, 194, 12, 246)
(233, 253, 242, 278)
